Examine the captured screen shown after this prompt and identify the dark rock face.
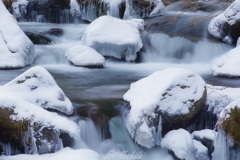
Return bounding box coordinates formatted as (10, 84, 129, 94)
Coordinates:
(25, 32, 52, 44)
(41, 28, 64, 36)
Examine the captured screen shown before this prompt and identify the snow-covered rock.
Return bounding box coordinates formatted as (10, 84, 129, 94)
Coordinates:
(161, 129, 196, 160)
(0, 148, 99, 160)
(11, 0, 28, 18)
(206, 84, 240, 114)
(3, 66, 73, 115)
(149, 0, 165, 17)
(82, 16, 143, 61)
(192, 129, 217, 155)
(65, 45, 105, 68)
(123, 68, 206, 148)
(0, 86, 79, 154)
(208, 0, 240, 44)
(0, 1, 34, 69)
(193, 140, 209, 160)
(212, 46, 240, 77)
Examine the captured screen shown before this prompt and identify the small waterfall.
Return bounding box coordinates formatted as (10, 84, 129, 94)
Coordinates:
(155, 116, 162, 146)
(212, 129, 229, 160)
(0, 142, 20, 156)
(142, 33, 233, 63)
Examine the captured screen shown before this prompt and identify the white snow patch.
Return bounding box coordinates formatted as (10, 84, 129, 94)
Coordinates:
(206, 84, 240, 114)
(212, 45, 240, 77)
(193, 140, 209, 160)
(149, 0, 165, 17)
(161, 129, 196, 160)
(3, 66, 74, 115)
(65, 45, 105, 67)
(192, 129, 217, 142)
(11, 0, 28, 18)
(0, 1, 34, 69)
(0, 148, 99, 160)
(82, 15, 143, 61)
(219, 98, 240, 120)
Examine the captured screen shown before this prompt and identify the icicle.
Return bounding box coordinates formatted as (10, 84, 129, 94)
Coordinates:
(155, 116, 162, 146)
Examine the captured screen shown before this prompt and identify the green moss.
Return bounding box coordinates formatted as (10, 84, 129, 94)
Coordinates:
(222, 107, 240, 143)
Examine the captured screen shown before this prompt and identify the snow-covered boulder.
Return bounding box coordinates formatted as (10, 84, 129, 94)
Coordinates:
(0, 148, 99, 160)
(82, 16, 143, 61)
(193, 140, 210, 160)
(123, 68, 206, 148)
(0, 1, 34, 69)
(65, 45, 105, 68)
(212, 46, 240, 77)
(161, 129, 196, 160)
(208, 0, 240, 44)
(0, 86, 79, 155)
(149, 0, 165, 17)
(11, 0, 28, 18)
(206, 84, 240, 114)
(192, 129, 217, 155)
(3, 66, 74, 115)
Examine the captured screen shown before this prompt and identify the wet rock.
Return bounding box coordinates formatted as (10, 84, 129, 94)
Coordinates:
(41, 28, 64, 36)
(25, 32, 52, 45)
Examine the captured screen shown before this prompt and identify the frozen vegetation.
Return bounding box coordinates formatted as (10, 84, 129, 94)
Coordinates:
(0, 1, 34, 69)
(82, 16, 143, 61)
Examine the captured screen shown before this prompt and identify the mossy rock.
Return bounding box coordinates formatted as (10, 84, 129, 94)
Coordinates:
(222, 107, 240, 144)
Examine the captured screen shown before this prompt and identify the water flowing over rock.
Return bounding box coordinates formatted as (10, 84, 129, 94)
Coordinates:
(65, 45, 105, 68)
(123, 68, 206, 148)
(82, 16, 143, 61)
(208, 0, 240, 44)
(3, 66, 74, 115)
(0, 1, 35, 69)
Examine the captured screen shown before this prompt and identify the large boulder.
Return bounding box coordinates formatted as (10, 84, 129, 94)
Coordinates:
(82, 16, 143, 61)
(212, 45, 240, 77)
(0, 1, 35, 69)
(65, 45, 105, 68)
(0, 86, 79, 155)
(123, 68, 206, 148)
(208, 0, 240, 44)
(3, 66, 74, 115)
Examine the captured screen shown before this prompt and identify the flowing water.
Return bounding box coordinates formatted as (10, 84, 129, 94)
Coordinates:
(1, 7, 240, 158)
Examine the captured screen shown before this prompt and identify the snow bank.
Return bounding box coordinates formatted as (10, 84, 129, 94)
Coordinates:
(3, 66, 73, 115)
(11, 0, 28, 18)
(206, 84, 240, 114)
(0, 86, 79, 138)
(65, 45, 105, 68)
(192, 129, 216, 142)
(212, 46, 240, 77)
(193, 140, 209, 160)
(208, 0, 240, 42)
(0, 1, 34, 69)
(0, 148, 99, 160)
(123, 68, 206, 148)
(161, 129, 196, 160)
(82, 16, 143, 61)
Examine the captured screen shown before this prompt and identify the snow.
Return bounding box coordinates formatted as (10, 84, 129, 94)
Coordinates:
(193, 140, 209, 160)
(208, 0, 240, 41)
(123, 67, 206, 148)
(70, 0, 80, 17)
(3, 66, 74, 115)
(0, 148, 99, 160)
(0, 86, 79, 138)
(161, 129, 196, 160)
(11, 0, 28, 18)
(82, 16, 143, 61)
(219, 98, 240, 120)
(149, 0, 165, 17)
(212, 45, 240, 77)
(206, 84, 240, 114)
(65, 45, 105, 67)
(0, 1, 35, 69)
(192, 129, 217, 142)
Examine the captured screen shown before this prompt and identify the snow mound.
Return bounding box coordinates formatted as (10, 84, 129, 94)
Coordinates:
(149, 0, 165, 17)
(208, 0, 240, 42)
(193, 140, 209, 160)
(0, 148, 99, 160)
(0, 1, 34, 69)
(212, 46, 240, 77)
(0, 86, 79, 138)
(206, 84, 240, 114)
(161, 129, 196, 160)
(82, 16, 143, 61)
(192, 129, 216, 142)
(65, 45, 105, 68)
(3, 66, 73, 115)
(123, 68, 206, 148)
(11, 0, 28, 18)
